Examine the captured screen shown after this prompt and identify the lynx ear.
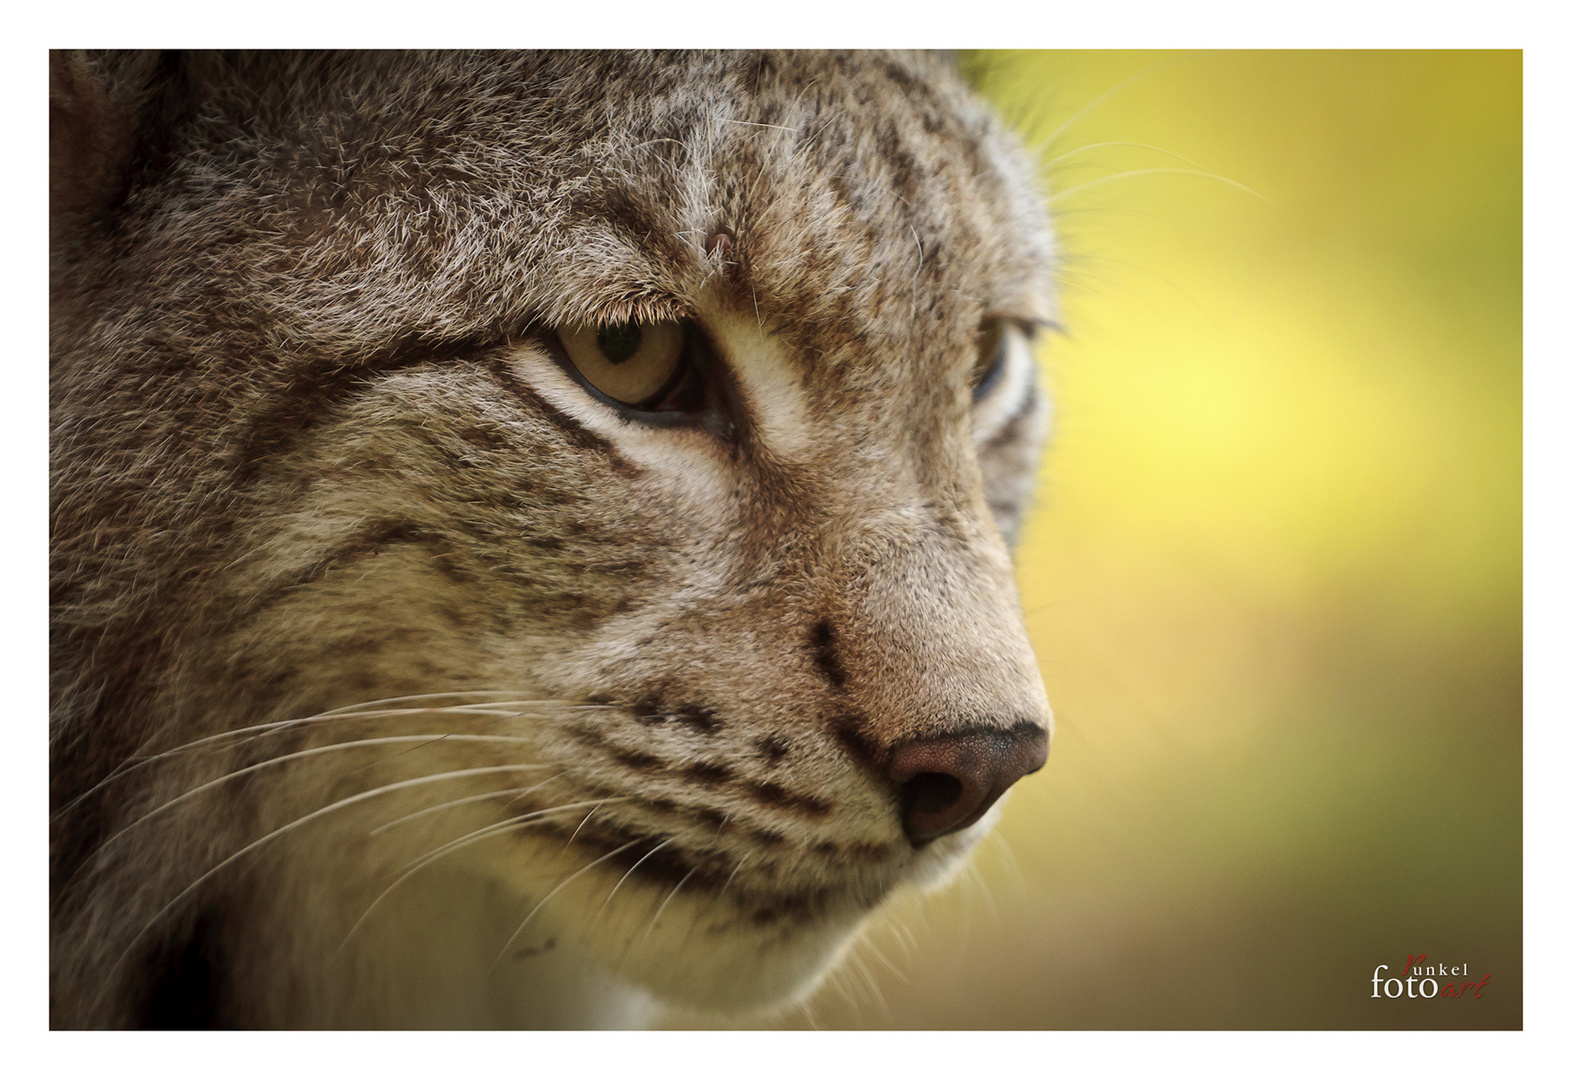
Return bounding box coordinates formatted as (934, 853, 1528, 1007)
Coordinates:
(50, 51, 127, 228)
(49, 50, 184, 237)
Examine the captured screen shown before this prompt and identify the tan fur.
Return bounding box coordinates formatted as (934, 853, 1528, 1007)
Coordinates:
(50, 50, 1056, 1028)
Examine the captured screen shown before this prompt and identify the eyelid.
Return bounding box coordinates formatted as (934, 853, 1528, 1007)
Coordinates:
(993, 315, 1056, 341)
(1023, 317, 1067, 341)
(538, 321, 734, 437)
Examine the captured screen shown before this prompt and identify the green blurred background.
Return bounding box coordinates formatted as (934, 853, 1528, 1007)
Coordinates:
(795, 50, 1522, 1030)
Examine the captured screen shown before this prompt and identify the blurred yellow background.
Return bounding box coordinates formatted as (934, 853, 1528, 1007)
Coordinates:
(796, 50, 1521, 1030)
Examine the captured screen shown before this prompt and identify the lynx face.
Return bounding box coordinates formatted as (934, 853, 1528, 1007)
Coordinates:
(50, 50, 1055, 1027)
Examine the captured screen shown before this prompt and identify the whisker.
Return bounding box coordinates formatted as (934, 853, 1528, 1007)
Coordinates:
(824, 963, 858, 1022)
(716, 853, 750, 901)
(369, 777, 560, 835)
(887, 914, 920, 965)
(965, 858, 1002, 929)
(861, 936, 909, 985)
(95, 735, 549, 858)
(398, 798, 631, 880)
(594, 838, 673, 921)
(1037, 53, 1197, 152)
(1042, 139, 1217, 174)
(492, 839, 645, 968)
(1048, 167, 1268, 207)
(341, 796, 624, 951)
(343, 731, 462, 775)
(565, 800, 606, 849)
(314, 690, 565, 714)
(879, 916, 915, 970)
(844, 947, 888, 1016)
(987, 829, 1026, 903)
(96, 762, 547, 1016)
(53, 701, 607, 825)
(642, 864, 699, 941)
(799, 996, 822, 1031)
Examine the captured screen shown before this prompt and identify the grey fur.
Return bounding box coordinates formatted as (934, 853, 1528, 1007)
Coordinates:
(51, 50, 1056, 1028)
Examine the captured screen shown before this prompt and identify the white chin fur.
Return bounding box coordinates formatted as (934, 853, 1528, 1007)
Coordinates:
(499, 812, 995, 1016)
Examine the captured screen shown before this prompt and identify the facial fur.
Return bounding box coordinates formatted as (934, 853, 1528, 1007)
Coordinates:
(50, 50, 1056, 1028)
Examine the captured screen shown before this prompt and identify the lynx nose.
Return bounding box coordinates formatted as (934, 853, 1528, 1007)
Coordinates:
(889, 726, 1049, 846)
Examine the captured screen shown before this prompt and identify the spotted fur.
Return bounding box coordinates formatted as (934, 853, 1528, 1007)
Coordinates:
(50, 50, 1055, 1028)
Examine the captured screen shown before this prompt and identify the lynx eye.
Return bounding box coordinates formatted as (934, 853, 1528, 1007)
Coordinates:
(972, 317, 1014, 400)
(558, 321, 687, 408)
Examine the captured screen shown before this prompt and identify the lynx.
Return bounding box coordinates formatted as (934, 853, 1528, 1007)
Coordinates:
(49, 49, 1055, 1028)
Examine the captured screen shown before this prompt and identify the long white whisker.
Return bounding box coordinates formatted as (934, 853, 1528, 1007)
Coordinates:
(493, 839, 644, 967)
(97, 763, 546, 1015)
(369, 777, 559, 835)
(96, 736, 550, 856)
(1048, 167, 1268, 206)
(642, 864, 699, 942)
(716, 853, 749, 901)
(314, 690, 564, 714)
(1041, 139, 1216, 173)
(825, 963, 858, 1020)
(53, 701, 607, 825)
(1038, 54, 1197, 151)
(565, 801, 606, 849)
(594, 838, 673, 920)
(398, 798, 630, 880)
(341, 796, 623, 951)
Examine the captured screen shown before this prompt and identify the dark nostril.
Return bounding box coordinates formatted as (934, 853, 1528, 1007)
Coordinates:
(888, 725, 1048, 846)
(903, 772, 965, 819)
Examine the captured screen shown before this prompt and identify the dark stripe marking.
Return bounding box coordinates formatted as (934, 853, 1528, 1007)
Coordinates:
(609, 747, 665, 773)
(831, 713, 882, 774)
(755, 735, 791, 767)
(810, 619, 847, 689)
(234, 331, 508, 485)
(527, 822, 867, 928)
(682, 762, 734, 786)
(486, 354, 644, 478)
(631, 699, 724, 734)
(742, 781, 833, 819)
(227, 518, 478, 631)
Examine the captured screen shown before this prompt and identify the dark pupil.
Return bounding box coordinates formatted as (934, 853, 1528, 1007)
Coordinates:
(597, 323, 643, 365)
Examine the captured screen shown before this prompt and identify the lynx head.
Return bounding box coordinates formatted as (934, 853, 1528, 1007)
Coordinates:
(50, 50, 1054, 1026)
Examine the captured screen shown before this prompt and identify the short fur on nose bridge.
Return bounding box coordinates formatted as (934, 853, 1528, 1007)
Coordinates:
(888, 725, 1049, 846)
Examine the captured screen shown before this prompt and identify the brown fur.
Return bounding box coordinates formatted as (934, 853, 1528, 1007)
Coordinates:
(50, 50, 1056, 1028)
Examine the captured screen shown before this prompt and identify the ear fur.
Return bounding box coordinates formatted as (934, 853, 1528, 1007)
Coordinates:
(49, 49, 182, 245)
(50, 51, 126, 232)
